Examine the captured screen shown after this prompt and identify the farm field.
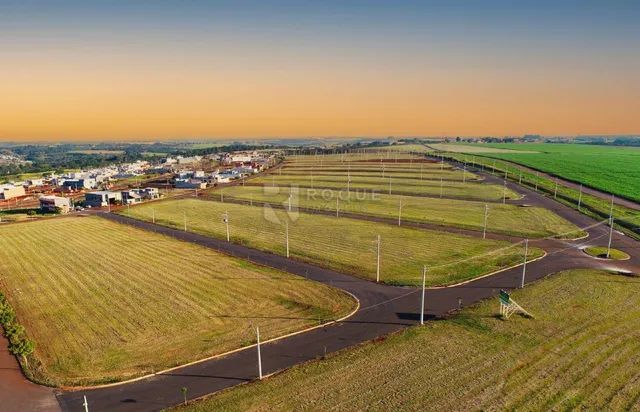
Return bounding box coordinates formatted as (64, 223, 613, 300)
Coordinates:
(124, 199, 541, 286)
(439, 143, 640, 203)
(0, 217, 355, 386)
(175, 269, 640, 412)
(216, 186, 583, 239)
(249, 175, 517, 202)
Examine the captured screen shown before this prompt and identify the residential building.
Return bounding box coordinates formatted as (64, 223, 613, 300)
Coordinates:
(85, 191, 122, 207)
(39, 196, 72, 213)
(0, 184, 26, 200)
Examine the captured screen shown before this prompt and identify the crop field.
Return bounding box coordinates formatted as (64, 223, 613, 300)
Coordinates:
(175, 269, 640, 411)
(216, 186, 583, 239)
(249, 175, 517, 202)
(125, 199, 540, 286)
(0, 217, 355, 386)
(441, 143, 640, 203)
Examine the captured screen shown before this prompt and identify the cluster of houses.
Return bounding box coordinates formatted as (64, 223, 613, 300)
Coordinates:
(38, 187, 161, 213)
(171, 151, 275, 189)
(0, 160, 153, 200)
(5, 149, 280, 213)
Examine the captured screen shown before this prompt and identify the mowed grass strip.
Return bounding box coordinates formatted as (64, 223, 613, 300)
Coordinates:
(216, 186, 583, 239)
(250, 174, 518, 202)
(174, 269, 640, 411)
(0, 217, 355, 386)
(275, 169, 469, 181)
(126, 199, 540, 286)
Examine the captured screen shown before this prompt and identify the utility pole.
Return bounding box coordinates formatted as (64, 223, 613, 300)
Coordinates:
(607, 217, 615, 259)
(288, 193, 292, 212)
(83, 395, 89, 412)
(398, 199, 403, 226)
(519, 171, 522, 185)
(336, 196, 339, 218)
(607, 194, 615, 259)
(440, 176, 444, 199)
(223, 211, 230, 241)
(420, 265, 427, 325)
(376, 235, 381, 283)
(483, 204, 489, 239)
(285, 222, 290, 258)
(578, 184, 583, 211)
(503, 180, 507, 204)
(521, 239, 528, 288)
(256, 326, 263, 379)
(535, 172, 539, 191)
(554, 180, 558, 199)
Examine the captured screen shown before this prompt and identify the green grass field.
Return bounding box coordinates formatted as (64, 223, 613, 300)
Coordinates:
(125, 199, 541, 286)
(216, 186, 583, 239)
(249, 174, 518, 202)
(174, 269, 640, 411)
(439, 143, 640, 203)
(583, 246, 630, 260)
(0, 217, 355, 386)
(275, 168, 468, 180)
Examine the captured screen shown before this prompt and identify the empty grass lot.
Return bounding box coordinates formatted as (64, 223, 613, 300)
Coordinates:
(125, 199, 541, 286)
(175, 269, 640, 411)
(275, 169, 469, 181)
(249, 174, 518, 202)
(0, 217, 355, 386)
(215, 186, 584, 239)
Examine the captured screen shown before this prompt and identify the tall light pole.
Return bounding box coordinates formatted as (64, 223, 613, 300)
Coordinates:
(256, 326, 263, 380)
(483, 204, 489, 239)
(521, 239, 528, 289)
(503, 180, 507, 204)
(223, 211, 230, 241)
(398, 199, 403, 226)
(607, 217, 615, 259)
(420, 265, 427, 325)
(376, 234, 381, 283)
(285, 222, 290, 258)
(578, 184, 583, 211)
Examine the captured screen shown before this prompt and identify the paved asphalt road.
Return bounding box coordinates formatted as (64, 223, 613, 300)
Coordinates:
(55, 168, 640, 411)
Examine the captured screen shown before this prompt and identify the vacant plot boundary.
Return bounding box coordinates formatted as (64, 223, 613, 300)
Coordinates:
(0, 217, 355, 387)
(174, 269, 640, 411)
(123, 198, 541, 286)
(215, 186, 583, 239)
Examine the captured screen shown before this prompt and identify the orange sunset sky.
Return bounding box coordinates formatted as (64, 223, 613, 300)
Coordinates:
(1, 1, 639, 141)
